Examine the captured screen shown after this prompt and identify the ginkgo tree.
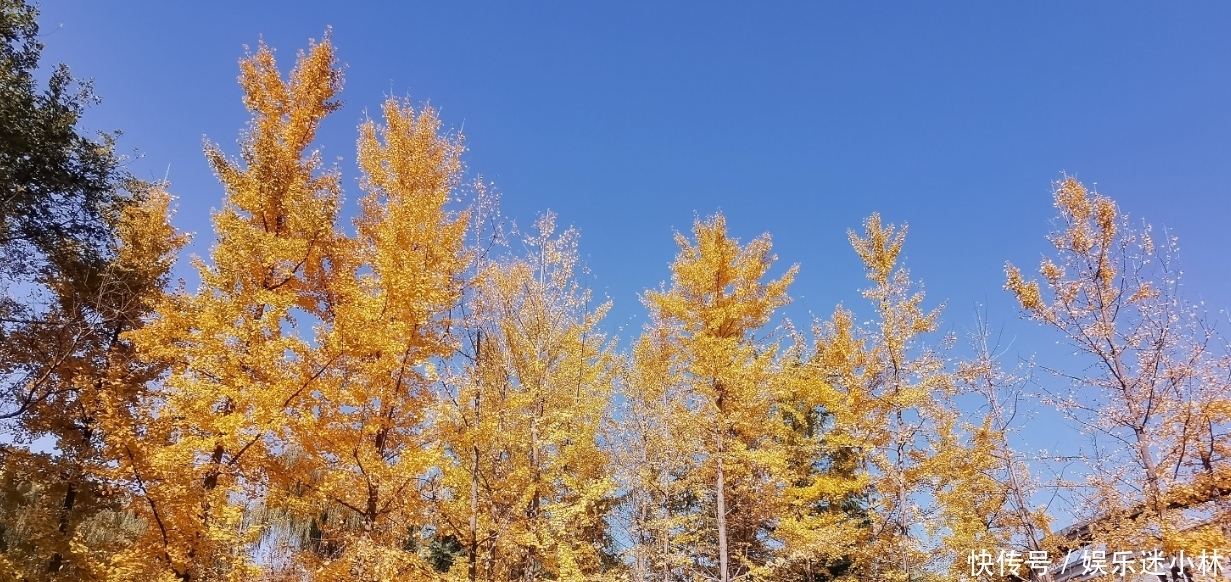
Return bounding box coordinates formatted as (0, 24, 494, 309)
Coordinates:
(437, 213, 618, 582)
(0, 182, 185, 582)
(272, 94, 472, 580)
(4, 19, 1229, 582)
(634, 213, 797, 582)
(1006, 177, 1230, 557)
(125, 35, 346, 581)
(795, 214, 964, 582)
(614, 320, 699, 582)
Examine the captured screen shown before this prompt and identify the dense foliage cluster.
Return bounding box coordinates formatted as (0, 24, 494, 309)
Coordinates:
(1, 12, 1228, 582)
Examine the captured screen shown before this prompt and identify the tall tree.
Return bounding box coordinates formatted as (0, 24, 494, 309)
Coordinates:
(799, 214, 958, 582)
(0, 4, 186, 579)
(0, 182, 185, 581)
(278, 96, 470, 580)
(767, 314, 871, 581)
(0, 0, 139, 431)
(637, 213, 796, 582)
(125, 35, 344, 581)
(614, 323, 701, 582)
(948, 312, 1055, 582)
(438, 214, 617, 582)
(1006, 177, 1230, 555)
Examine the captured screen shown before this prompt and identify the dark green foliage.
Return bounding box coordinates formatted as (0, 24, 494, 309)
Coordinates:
(401, 526, 465, 573)
(426, 534, 463, 573)
(306, 513, 343, 560)
(0, 0, 126, 275)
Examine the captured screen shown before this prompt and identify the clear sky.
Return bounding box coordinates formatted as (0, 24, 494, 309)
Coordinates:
(34, 1, 1231, 513)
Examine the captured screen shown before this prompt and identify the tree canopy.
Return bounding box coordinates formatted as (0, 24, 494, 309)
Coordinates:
(0, 0, 127, 275)
(0, 11, 1227, 582)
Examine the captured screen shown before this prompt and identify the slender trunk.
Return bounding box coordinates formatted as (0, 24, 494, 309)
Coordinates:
(713, 372, 731, 582)
(634, 419, 650, 582)
(987, 381, 1053, 581)
(45, 484, 74, 573)
(659, 389, 673, 582)
(56, 481, 76, 529)
(526, 408, 542, 582)
(1010, 476, 1053, 581)
(662, 514, 670, 582)
(1102, 322, 1166, 535)
(1003, 439, 1053, 581)
(470, 445, 479, 582)
(1135, 430, 1165, 527)
(48, 464, 81, 573)
(202, 396, 235, 492)
(895, 410, 912, 578)
(716, 444, 729, 582)
(634, 496, 647, 582)
(486, 531, 497, 582)
(470, 330, 482, 582)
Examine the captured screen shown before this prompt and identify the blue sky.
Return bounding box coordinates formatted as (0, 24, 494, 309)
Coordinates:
(35, 1, 1231, 515)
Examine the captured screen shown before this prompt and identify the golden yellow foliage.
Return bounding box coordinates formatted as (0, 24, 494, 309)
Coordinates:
(125, 34, 344, 581)
(1006, 176, 1231, 556)
(437, 214, 617, 582)
(6, 27, 1228, 582)
(822, 214, 957, 581)
(633, 213, 795, 582)
(279, 96, 470, 580)
(0, 178, 186, 582)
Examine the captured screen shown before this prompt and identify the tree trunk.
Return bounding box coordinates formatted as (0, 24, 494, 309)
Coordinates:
(470, 444, 479, 582)
(716, 447, 729, 582)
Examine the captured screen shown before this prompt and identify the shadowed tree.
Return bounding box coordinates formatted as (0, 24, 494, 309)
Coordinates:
(0, 182, 186, 581)
(0, 0, 126, 277)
